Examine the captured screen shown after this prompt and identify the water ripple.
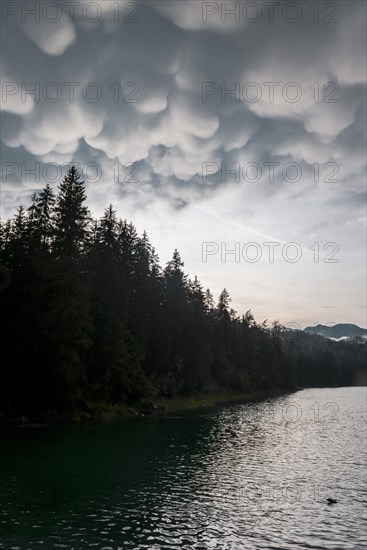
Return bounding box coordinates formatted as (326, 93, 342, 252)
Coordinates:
(0, 388, 366, 549)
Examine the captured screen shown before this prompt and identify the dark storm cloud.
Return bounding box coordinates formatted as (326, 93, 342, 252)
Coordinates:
(0, 0, 366, 326)
(1, 0, 365, 211)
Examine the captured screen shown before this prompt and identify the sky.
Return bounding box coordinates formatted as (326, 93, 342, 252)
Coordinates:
(0, 0, 366, 328)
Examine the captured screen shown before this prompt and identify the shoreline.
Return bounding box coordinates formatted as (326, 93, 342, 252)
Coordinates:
(154, 387, 293, 414)
(0, 387, 295, 428)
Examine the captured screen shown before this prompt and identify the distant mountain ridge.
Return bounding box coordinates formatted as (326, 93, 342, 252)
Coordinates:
(303, 323, 367, 339)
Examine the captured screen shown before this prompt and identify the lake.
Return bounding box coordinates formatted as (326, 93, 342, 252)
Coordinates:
(0, 387, 366, 550)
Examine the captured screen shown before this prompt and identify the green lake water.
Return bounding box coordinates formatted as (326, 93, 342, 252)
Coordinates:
(1, 387, 366, 549)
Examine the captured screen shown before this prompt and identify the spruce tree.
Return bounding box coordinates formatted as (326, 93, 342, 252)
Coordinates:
(54, 167, 90, 259)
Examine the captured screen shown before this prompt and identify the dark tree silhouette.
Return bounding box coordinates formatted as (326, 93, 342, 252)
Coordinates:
(0, 166, 365, 418)
(54, 166, 90, 259)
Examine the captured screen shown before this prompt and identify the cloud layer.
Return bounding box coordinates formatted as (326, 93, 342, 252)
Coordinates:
(1, 0, 366, 325)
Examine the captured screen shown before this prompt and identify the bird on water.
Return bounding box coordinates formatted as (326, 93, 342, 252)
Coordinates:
(327, 498, 337, 505)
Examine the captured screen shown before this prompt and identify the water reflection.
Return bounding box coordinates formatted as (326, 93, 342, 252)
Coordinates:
(0, 388, 366, 549)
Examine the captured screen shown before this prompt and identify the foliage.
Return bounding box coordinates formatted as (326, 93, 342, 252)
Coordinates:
(0, 167, 365, 416)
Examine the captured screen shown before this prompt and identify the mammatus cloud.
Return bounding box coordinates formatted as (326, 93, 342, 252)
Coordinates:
(0, 0, 366, 325)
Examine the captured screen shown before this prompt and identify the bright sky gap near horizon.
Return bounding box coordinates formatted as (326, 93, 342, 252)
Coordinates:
(0, 0, 366, 328)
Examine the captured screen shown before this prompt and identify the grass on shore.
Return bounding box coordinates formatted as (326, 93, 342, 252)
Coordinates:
(154, 387, 289, 413)
(78, 388, 291, 420)
(3, 388, 292, 426)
